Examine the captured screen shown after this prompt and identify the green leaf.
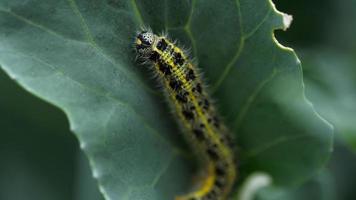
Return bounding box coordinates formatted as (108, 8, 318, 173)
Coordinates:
(0, 0, 332, 199)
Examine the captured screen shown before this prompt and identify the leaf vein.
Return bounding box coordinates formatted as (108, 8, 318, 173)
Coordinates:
(6, 50, 184, 156)
(67, 0, 155, 94)
(244, 7, 272, 39)
(212, 3, 272, 92)
(0, 8, 77, 42)
(183, 0, 197, 57)
(244, 134, 310, 158)
(130, 0, 144, 26)
(151, 155, 175, 187)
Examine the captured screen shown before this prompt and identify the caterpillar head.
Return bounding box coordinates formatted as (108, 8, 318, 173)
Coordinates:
(135, 31, 154, 57)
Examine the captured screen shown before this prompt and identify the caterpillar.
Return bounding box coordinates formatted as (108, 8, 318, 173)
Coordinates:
(135, 28, 236, 200)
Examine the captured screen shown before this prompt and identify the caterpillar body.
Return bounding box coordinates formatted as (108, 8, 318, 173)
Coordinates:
(135, 29, 236, 200)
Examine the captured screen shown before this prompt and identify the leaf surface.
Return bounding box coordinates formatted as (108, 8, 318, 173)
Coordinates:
(0, 0, 332, 199)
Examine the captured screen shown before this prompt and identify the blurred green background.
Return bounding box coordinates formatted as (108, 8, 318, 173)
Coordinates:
(1, 0, 355, 199)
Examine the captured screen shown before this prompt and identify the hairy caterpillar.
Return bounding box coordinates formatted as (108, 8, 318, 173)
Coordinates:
(135, 28, 236, 200)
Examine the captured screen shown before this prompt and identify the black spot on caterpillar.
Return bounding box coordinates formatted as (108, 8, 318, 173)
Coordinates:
(169, 78, 183, 91)
(193, 129, 206, 141)
(182, 110, 195, 120)
(176, 92, 188, 103)
(186, 69, 196, 81)
(135, 28, 236, 200)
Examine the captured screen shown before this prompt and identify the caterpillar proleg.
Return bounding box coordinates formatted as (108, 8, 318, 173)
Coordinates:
(135, 28, 236, 200)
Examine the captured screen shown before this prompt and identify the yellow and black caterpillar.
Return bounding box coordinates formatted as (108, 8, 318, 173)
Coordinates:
(135, 29, 236, 200)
